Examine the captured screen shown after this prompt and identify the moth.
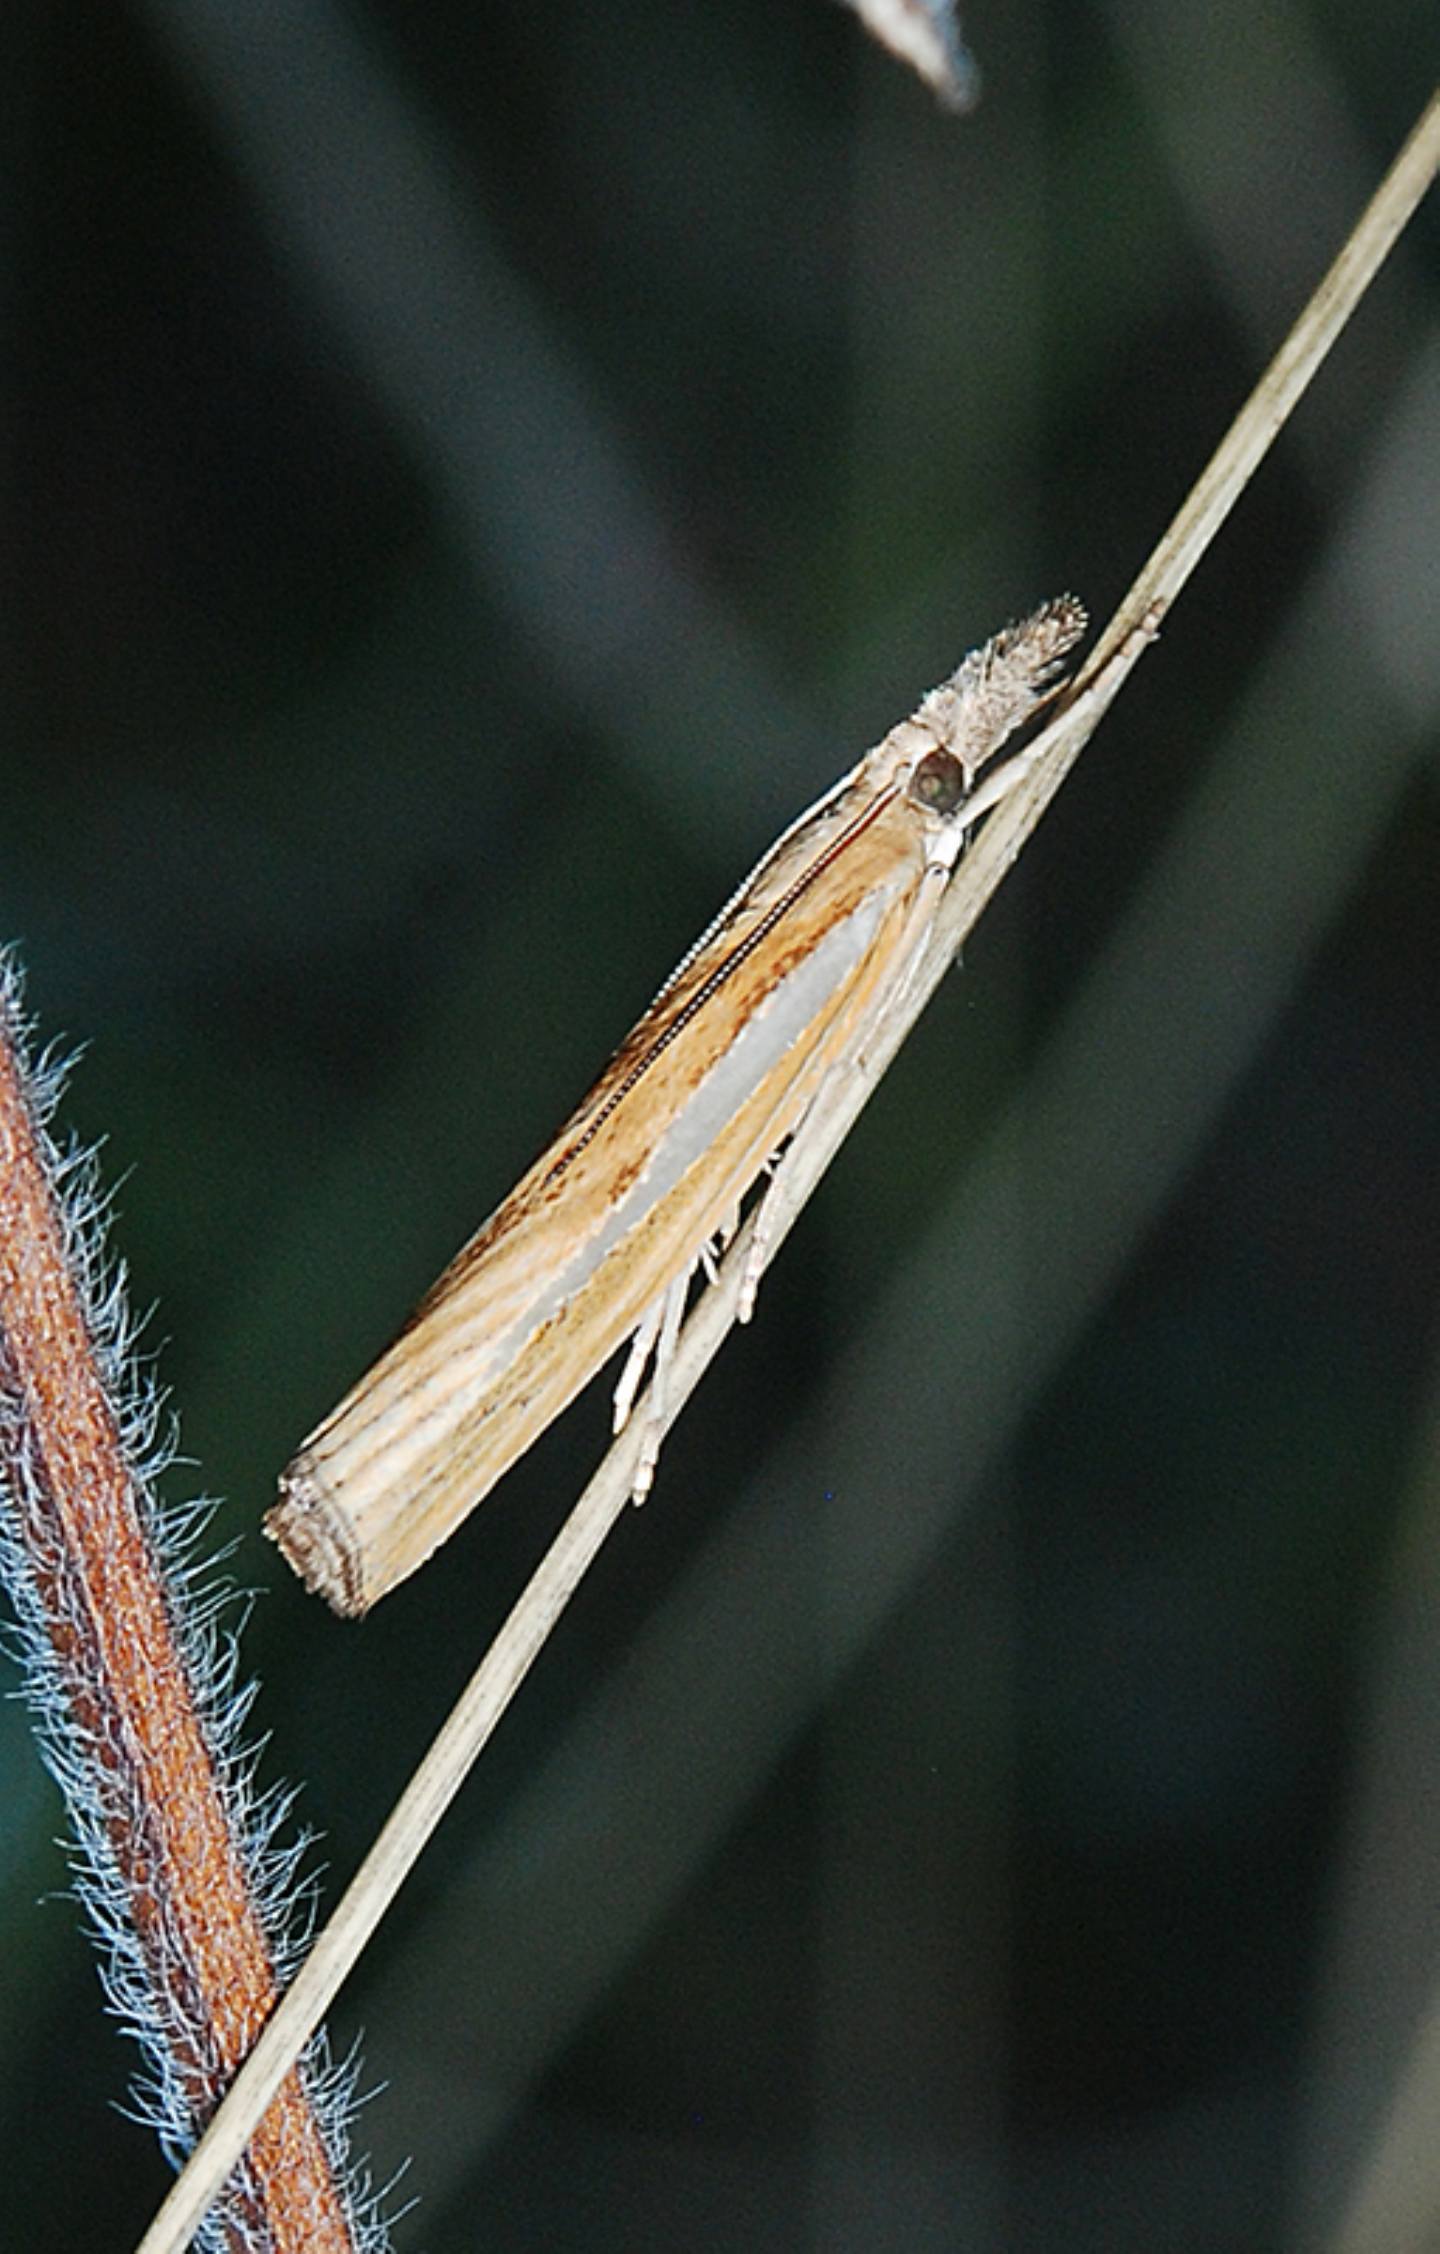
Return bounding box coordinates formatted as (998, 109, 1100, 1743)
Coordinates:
(269, 597, 1087, 1614)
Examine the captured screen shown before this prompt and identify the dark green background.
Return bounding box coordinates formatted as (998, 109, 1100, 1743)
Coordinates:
(2, 3, 1438, 2247)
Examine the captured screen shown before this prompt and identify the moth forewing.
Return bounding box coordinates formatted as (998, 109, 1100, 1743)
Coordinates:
(270, 595, 1088, 1614)
(274, 819, 924, 1614)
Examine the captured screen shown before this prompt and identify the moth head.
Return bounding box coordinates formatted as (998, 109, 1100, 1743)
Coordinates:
(919, 594, 1088, 776)
(900, 595, 1089, 867)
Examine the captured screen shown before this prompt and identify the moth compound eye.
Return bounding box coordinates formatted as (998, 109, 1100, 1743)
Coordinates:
(909, 749, 966, 815)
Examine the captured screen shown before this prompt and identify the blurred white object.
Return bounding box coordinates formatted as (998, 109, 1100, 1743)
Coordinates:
(840, 0, 980, 109)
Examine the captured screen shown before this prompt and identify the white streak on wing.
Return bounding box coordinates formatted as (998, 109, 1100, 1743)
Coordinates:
(478, 891, 889, 1366)
(584, 890, 888, 1267)
(335, 891, 893, 1490)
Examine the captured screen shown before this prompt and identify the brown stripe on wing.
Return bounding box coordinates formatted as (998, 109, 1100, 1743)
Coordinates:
(424, 776, 921, 1311)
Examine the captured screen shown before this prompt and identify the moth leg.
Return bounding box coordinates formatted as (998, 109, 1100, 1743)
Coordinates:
(738, 1161, 788, 1324)
(613, 1292, 666, 1436)
(632, 1264, 692, 1503)
(700, 1201, 742, 1285)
